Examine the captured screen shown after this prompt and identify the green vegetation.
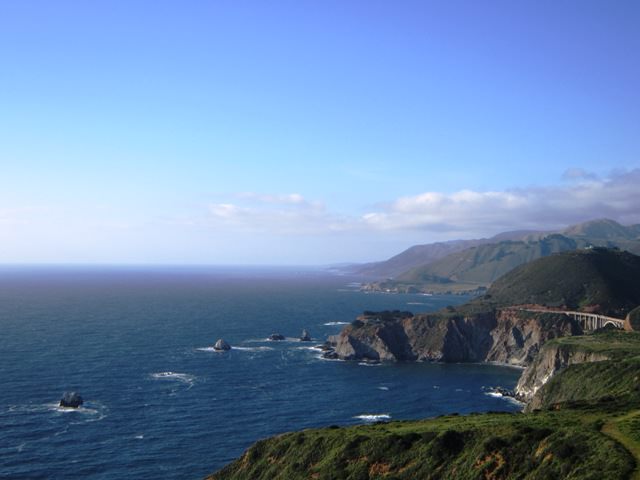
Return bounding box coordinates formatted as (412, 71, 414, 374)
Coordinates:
(484, 248, 640, 316)
(537, 332, 640, 360)
(628, 307, 640, 331)
(209, 409, 634, 480)
(528, 332, 640, 410)
(603, 411, 640, 480)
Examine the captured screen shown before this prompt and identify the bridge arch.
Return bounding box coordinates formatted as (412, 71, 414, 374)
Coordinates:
(603, 320, 622, 329)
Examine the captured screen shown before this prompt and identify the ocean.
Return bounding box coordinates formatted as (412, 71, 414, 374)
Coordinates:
(0, 266, 522, 479)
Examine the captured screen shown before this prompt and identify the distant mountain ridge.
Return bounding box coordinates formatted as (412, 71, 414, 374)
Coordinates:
(397, 234, 577, 285)
(357, 219, 640, 293)
(353, 230, 546, 278)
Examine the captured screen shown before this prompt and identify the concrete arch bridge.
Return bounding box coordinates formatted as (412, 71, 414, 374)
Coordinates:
(519, 308, 625, 331)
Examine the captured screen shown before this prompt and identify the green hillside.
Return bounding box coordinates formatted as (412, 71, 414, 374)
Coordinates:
(398, 235, 577, 285)
(360, 219, 640, 293)
(529, 332, 640, 411)
(485, 248, 640, 316)
(209, 405, 634, 480)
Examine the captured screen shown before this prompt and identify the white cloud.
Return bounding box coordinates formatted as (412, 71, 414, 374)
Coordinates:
(362, 169, 640, 235)
(200, 170, 640, 240)
(206, 193, 350, 234)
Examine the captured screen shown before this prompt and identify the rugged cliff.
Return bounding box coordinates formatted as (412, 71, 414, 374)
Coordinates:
(515, 342, 610, 410)
(324, 307, 581, 367)
(517, 332, 640, 411)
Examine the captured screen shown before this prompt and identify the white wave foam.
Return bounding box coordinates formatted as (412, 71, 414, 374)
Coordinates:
(54, 402, 107, 422)
(247, 337, 302, 343)
(232, 346, 274, 352)
(323, 321, 349, 326)
(377, 386, 390, 391)
(316, 354, 345, 362)
(151, 372, 196, 385)
(53, 405, 99, 415)
(197, 347, 225, 352)
(358, 362, 381, 367)
(484, 392, 524, 406)
(135, 434, 144, 440)
(296, 346, 324, 352)
(406, 302, 427, 305)
(8, 402, 107, 423)
(354, 414, 391, 422)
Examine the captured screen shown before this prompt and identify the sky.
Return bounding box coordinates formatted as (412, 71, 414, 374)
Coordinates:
(1, 1, 639, 264)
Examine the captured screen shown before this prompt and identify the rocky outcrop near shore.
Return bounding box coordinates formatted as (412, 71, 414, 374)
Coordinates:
(324, 308, 581, 366)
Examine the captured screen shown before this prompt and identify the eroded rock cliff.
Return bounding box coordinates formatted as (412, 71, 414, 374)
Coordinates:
(515, 342, 609, 410)
(325, 308, 581, 366)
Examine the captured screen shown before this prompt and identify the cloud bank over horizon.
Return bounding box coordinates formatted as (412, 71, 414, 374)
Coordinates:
(205, 169, 640, 241)
(2, 169, 640, 264)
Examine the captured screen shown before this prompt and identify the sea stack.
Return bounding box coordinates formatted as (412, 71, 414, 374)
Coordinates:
(268, 333, 285, 341)
(214, 339, 231, 351)
(300, 329, 312, 342)
(59, 392, 83, 408)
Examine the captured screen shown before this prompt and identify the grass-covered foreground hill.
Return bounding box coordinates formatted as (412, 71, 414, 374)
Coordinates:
(208, 406, 635, 480)
(209, 331, 640, 480)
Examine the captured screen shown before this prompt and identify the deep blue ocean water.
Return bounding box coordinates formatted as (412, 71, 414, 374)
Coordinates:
(0, 267, 522, 479)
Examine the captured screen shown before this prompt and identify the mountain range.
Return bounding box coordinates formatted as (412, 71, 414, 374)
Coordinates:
(355, 219, 640, 293)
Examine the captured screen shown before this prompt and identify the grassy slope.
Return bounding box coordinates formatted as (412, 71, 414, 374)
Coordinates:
(528, 332, 640, 409)
(603, 411, 640, 480)
(209, 409, 634, 480)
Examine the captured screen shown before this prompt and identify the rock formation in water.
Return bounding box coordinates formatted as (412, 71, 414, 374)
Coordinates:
(59, 392, 83, 408)
(300, 329, 312, 342)
(268, 333, 285, 341)
(214, 339, 231, 351)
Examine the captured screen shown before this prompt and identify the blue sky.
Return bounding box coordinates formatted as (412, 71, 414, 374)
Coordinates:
(1, 1, 639, 264)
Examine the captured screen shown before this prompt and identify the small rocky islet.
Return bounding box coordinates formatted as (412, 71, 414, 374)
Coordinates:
(59, 391, 83, 408)
(213, 339, 231, 351)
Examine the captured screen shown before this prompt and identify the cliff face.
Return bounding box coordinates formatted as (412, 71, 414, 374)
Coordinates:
(485, 310, 582, 365)
(325, 309, 581, 366)
(515, 343, 609, 411)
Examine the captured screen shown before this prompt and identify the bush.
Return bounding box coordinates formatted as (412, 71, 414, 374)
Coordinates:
(483, 435, 508, 453)
(431, 430, 465, 459)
